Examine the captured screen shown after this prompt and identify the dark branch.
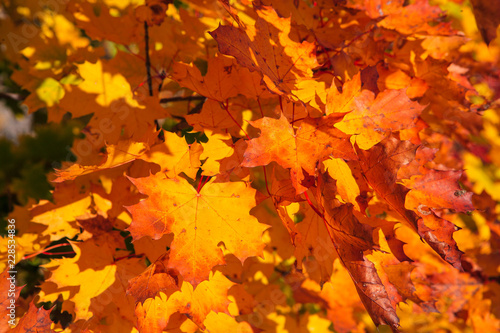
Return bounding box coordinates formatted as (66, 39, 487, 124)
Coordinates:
(144, 20, 163, 140)
(159, 95, 206, 104)
(144, 21, 153, 97)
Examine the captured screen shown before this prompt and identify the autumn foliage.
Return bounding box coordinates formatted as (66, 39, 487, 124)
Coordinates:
(1, 0, 500, 332)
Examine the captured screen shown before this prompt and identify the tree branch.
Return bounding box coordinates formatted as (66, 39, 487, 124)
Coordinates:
(159, 95, 206, 104)
(144, 21, 153, 97)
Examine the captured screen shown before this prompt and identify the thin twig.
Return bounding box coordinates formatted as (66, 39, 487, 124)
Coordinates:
(144, 22, 153, 97)
(159, 95, 206, 104)
(144, 20, 164, 139)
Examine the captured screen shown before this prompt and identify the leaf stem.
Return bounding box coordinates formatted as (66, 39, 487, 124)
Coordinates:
(22, 243, 73, 260)
(224, 99, 250, 140)
(257, 97, 264, 117)
(303, 192, 324, 220)
(202, 175, 211, 189)
(113, 253, 145, 262)
(262, 166, 272, 197)
(197, 175, 204, 193)
(197, 175, 212, 193)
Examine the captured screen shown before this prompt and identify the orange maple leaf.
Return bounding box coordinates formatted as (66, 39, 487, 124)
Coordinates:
(41, 233, 142, 322)
(336, 89, 425, 150)
(210, 7, 318, 102)
(242, 113, 355, 193)
(277, 202, 337, 284)
(185, 99, 239, 133)
(172, 56, 239, 102)
(356, 137, 419, 232)
(135, 271, 234, 331)
(126, 173, 268, 284)
(326, 72, 362, 115)
(403, 169, 475, 213)
(417, 213, 464, 270)
(127, 254, 181, 304)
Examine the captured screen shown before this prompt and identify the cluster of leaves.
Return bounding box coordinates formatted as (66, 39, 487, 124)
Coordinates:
(1, 0, 500, 332)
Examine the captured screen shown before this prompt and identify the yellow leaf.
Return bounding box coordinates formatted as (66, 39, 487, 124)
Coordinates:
(323, 157, 361, 210)
(36, 78, 64, 107)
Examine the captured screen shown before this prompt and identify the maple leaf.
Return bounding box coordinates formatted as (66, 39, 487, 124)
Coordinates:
(356, 136, 419, 232)
(54, 130, 202, 182)
(403, 169, 475, 213)
(326, 72, 362, 115)
(148, 7, 211, 64)
(382, 262, 424, 306)
(378, 0, 455, 36)
(350, 257, 400, 331)
(28, 183, 99, 241)
(76, 60, 140, 108)
(10, 301, 53, 333)
(346, 0, 405, 18)
(412, 262, 481, 318)
(127, 254, 180, 304)
(172, 56, 239, 102)
(91, 175, 146, 223)
(376, 66, 429, 99)
(67, 1, 141, 45)
(316, 174, 400, 331)
(242, 113, 355, 193)
(323, 157, 361, 210)
(354, 209, 413, 263)
(185, 99, 237, 133)
(39, 232, 142, 322)
(356, 138, 466, 269)
(365, 233, 434, 311)
(199, 131, 235, 177)
(53, 140, 149, 182)
(4, 0, 500, 331)
(132, 234, 173, 265)
(85, 96, 170, 144)
(139, 130, 202, 179)
(210, 6, 318, 102)
(335, 89, 425, 150)
(203, 312, 253, 333)
(417, 213, 464, 270)
(126, 173, 267, 284)
(135, 271, 234, 331)
(234, 65, 274, 99)
(277, 202, 337, 284)
(320, 261, 368, 332)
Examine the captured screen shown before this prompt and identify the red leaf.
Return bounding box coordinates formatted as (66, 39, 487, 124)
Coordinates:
(356, 137, 419, 232)
(417, 213, 464, 270)
(11, 302, 53, 333)
(404, 169, 474, 213)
